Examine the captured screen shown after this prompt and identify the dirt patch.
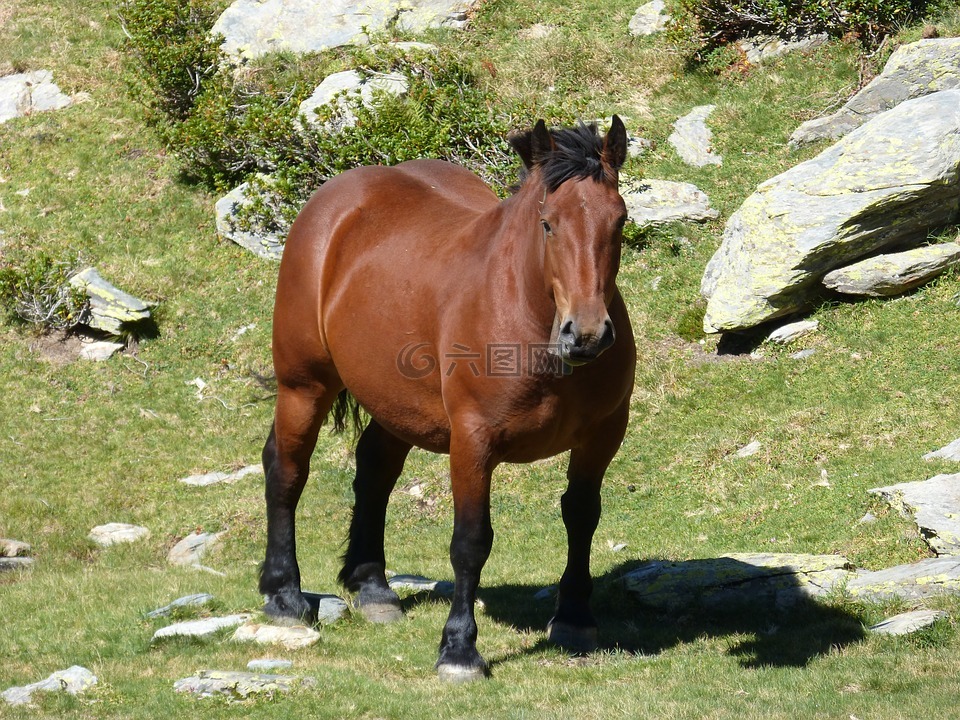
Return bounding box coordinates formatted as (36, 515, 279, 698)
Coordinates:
(28, 332, 83, 366)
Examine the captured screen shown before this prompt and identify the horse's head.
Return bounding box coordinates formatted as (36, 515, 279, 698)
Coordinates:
(510, 117, 628, 366)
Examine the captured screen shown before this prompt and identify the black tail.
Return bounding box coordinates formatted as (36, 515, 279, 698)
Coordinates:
(330, 389, 366, 439)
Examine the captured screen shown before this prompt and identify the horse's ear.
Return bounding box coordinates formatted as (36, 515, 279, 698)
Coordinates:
(509, 119, 555, 170)
(602, 115, 628, 171)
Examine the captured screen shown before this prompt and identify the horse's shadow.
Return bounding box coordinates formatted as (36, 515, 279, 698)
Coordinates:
(405, 557, 867, 670)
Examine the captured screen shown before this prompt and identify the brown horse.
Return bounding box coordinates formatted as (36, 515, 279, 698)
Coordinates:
(259, 117, 636, 681)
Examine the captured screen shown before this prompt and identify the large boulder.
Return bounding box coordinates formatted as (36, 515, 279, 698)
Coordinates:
(701, 90, 960, 333)
(791, 38, 960, 147)
(212, 0, 477, 62)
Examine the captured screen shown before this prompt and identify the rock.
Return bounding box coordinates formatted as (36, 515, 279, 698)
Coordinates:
(925, 438, 960, 462)
(79, 340, 124, 361)
(734, 440, 762, 458)
(68, 267, 152, 335)
(180, 464, 261, 487)
(622, 553, 853, 609)
(846, 557, 960, 601)
(298, 70, 408, 133)
(145, 593, 215, 619)
(0, 538, 30, 557)
(174, 670, 314, 699)
(738, 34, 829, 66)
(0, 557, 33, 572)
(167, 530, 225, 567)
(247, 659, 293, 672)
(701, 90, 960, 333)
(857, 512, 877, 524)
(628, 1, 670, 37)
(822, 241, 960, 297)
(215, 180, 285, 260)
(534, 586, 556, 601)
(0, 70, 73, 124)
(232, 622, 321, 649)
(870, 609, 948, 636)
(622, 178, 718, 227)
(2, 666, 96, 706)
(869, 474, 960, 555)
(212, 0, 478, 62)
(388, 574, 455, 596)
(152, 614, 251, 641)
(88, 523, 150, 547)
(790, 348, 816, 360)
(669, 105, 722, 168)
(767, 319, 819, 344)
(517, 23, 556, 40)
(791, 38, 960, 147)
(627, 135, 654, 158)
(302, 592, 350, 624)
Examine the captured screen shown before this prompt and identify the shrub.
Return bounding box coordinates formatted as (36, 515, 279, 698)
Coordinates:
(0, 252, 89, 331)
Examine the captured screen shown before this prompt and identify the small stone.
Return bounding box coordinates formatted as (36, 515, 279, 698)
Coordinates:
(628, 0, 670, 37)
(387, 574, 454, 596)
(180, 464, 262, 486)
(669, 105, 722, 167)
(734, 440, 762, 458)
(790, 349, 817, 360)
(924, 438, 960, 462)
(153, 614, 250, 641)
(0, 70, 73, 125)
(627, 135, 654, 158)
(0, 557, 33, 572)
(0, 539, 30, 557)
(232, 622, 321, 650)
(303, 592, 349, 624)
(247, 659, 293, 672)
(167, 530, 225, 567)
(857, 512, 877, 524)
(534, 586, 556, 601)
(174, 670, 313, 699)
(145, 593, 215, 619)
(2, 666, 97, 706)
(869, 609, 947, 635)
(68, 267, 152, 336)
(88, 523, 150, 547)
(517, 23, 556, 40)
(79, 340, 124, 361)
(607, 540, 628, 552)
(621, 178, 718, 227)
(767, 319, 819, 344)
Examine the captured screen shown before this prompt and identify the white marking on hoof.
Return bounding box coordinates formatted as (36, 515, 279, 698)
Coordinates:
(436, 663, 487, 683)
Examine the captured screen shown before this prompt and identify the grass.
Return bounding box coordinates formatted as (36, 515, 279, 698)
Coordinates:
(3, 0, 960, 718)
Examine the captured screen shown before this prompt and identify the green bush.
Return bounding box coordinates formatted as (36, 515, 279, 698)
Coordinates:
(0, 252, 89, 331)
(670, 0, 932, 62)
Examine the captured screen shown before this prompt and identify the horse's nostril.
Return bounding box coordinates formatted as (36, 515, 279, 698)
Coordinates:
(560, 319, 575, 337)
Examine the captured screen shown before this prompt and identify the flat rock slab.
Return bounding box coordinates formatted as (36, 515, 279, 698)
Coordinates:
(622, 552, 853, 609)
(869, 474, 960, 555)
(145, 593, 215, 619)
(174, 670, 314, 699)
(247, 659, 293, 672)
(622, 178, 718, 227)
(180, 464, 261, 486)
(0, 70, 72, 124)
(738, 34, 828, 66)
(302, 592, 350, 624)
(925, 438, 960, 462)
(669, 105, 722, 167)
(2, 666, 97, 706)
(153, 614, 251, 641)
(212, 0, 478, 61)
(791, 38, 960, 146)
(846, 557, 960, 601)
(701, 90, 960, 333)
(167, 530, 225, 567)
(0, 557, 34, 572)
(79, 340, 124, 361)
(232, 622, 321, 649)
(870, 609, 948, 636)
(628, 0, 670, 37)
(215, 180, 285, 260)
(88, 523, 150, 547)
(767, 319, 819, 344)
(823, 241, 960, 297)
(69, 267, 152, 335)
(299, 70, 408, 132)
(388, 574, 455, 596)
(0, 538, 30, 557)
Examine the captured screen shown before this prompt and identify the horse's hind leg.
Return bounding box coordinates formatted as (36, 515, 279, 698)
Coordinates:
(339, 419, 412, 623)
(259, 384, 334, 624)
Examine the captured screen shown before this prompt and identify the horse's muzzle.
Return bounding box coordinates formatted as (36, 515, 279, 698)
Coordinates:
(557, 316, 615, 365)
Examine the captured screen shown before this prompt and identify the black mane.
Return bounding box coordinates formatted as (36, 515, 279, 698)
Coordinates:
(511, 121, 610, 193)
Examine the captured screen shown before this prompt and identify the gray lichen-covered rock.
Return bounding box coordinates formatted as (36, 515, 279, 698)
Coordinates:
(167, 530, 225, 567)
(622, 178, 718, 227)
(2, 666, 97, 706)
(69, 267, 152, 335)
(145, 593, 215, 619)
(870, 609, 948, 636)
(79, 340, 124, 361)
(215, 181, 285, 261)
(298, 70, 408, 132)
(869, 474, 960, 555)
(738, 34, 829, 66)
(628, 1, 670, 37)
(701, 90, 960, 333)
(845, 557, 960, 601)
(669, 105, 722, 167)
(0, 70, 73, 124)
(622, 553, 853, 608)
(822, 241, 960, 297)
(791, 38, 960, 147)
(925, 438, 960, 462)
(88, 522, 150, 547)
(767, 319, 818, 344)
(174, 670, 314, 699)
(302, 592, 350, 624)
(212, 0, 477, 61)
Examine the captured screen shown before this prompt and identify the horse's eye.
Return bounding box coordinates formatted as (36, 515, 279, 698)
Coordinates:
(540, 219, 553, 235)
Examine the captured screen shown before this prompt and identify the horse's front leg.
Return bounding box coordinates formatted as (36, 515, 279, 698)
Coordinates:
(548, 403, 629, 652)
(436, 427, 495, 682)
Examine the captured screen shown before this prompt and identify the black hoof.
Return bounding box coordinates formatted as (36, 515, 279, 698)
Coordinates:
(263, 589, 316, 625)
(547, 619, 598, 653)
(353, 583, 403, 623)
